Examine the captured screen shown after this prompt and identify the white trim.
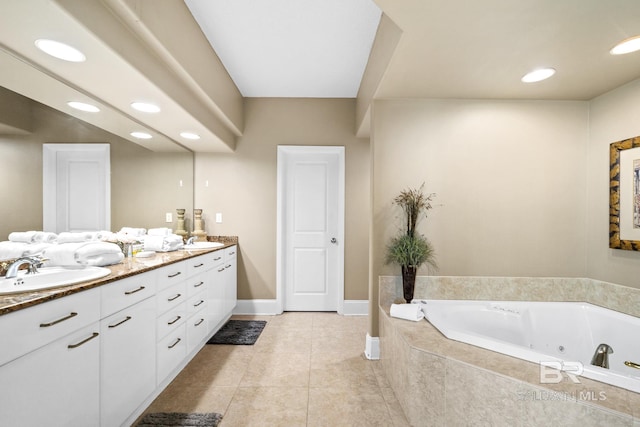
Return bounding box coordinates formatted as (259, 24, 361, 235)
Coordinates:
(233, 299, 282, 315)
(364, 333, 380, 360)
(276, 145, 345, 314)
(342, 300, 368, 316)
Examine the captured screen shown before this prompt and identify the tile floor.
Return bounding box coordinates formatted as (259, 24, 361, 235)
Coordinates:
(140, 312, 410, 427)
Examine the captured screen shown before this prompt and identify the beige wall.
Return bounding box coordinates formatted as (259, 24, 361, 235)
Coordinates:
(370, 99, 590, 333)
(0, 96, 193, 240)
(587, 78, 640, 287)
(194, 98, 370, 301)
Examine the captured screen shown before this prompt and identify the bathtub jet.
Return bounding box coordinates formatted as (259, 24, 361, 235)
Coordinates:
(420, 299, 640, 393)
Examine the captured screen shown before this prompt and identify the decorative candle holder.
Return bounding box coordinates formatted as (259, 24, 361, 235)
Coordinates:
(192, 208, 207, 242)
(174, 208, 188, 241)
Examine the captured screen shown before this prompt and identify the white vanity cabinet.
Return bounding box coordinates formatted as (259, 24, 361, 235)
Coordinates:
(99, 271, 157, 427)
(223, 245, 237, 315)
(0, 288, 101, 427)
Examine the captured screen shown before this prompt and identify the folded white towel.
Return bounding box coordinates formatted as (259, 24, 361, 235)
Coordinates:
(44, 242, 124, 267)
(0, 241, 30, 260)
(147, 227, 172, 236)
(390, 303, 425, 322)
(119, 227, 147, 237)
(33, 232, 57, 243)
(56, 232, 94, 244)
(142, 234, 184, 252)
(43, 243, 86, 266)
(8, 231, 37, 243)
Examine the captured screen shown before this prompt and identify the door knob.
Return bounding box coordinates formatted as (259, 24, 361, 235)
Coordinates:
(330, 238, 337, 244)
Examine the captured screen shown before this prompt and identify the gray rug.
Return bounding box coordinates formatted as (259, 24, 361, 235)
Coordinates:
(206, 320, 267, 345)
(136, 412, 222, 426)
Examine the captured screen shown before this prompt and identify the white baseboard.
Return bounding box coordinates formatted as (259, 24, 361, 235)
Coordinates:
(341, 300, 368, 316)
(364, 333, 380, 360)
(233, 299, 369, 316)
(233, 299, 281, 315)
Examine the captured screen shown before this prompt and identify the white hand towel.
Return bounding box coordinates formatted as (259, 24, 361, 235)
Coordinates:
(143, 235, 165, 252)
(0, 241, 30, 260)
(33, 232, 57, 243)
(119, 227, 147, 237)
(75, 242, 123, 266)
(56, 232, 94, 244)
(22, 243, 52, 257)
(147, 228, 171, 236)
(8, 231, 37, 243)
(43, 243, 85, 266)
(390, 303, 425, 322)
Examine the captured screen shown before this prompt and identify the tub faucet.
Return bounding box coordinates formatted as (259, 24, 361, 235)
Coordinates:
(591, 343, 614, 369)
(5, 256, 45, 279)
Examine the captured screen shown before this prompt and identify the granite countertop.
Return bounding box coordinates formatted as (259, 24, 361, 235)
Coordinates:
(0, 237, 237, 317)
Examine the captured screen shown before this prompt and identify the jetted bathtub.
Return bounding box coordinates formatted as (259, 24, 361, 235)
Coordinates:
(420, 299, 640, 393)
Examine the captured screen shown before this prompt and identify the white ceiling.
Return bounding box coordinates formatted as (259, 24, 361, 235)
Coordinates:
(185, 0, 382, 98)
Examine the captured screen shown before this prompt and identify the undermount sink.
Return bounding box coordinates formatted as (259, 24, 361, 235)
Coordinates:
(182, 242, 225, 250)
(0, 266, 111, 295)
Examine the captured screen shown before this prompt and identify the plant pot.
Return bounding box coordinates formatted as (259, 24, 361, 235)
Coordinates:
(401, 265, 417, 303)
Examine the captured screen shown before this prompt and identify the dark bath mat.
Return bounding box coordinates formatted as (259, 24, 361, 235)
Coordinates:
(136, 412, 222, 427)
(207, 320, 267, 345)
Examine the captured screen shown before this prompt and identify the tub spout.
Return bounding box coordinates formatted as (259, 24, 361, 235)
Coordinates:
(591, 343, 614, 369)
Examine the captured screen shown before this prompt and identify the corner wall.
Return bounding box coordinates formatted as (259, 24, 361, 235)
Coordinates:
(194, 98, 370, 304)
(587, 78, 640, 286)
(370, 99, 589, 334)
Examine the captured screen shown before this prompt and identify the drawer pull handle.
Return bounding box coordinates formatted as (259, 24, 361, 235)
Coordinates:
(229, 251, 235, 255)
(194, 263, 204, 268)
(168, 338, 181, 349)
(40, 312, 78, 328)
(108, 316, 132, 328)
(225, 264, 232, 268)
(168, 293, 182, 302)
(214, 257, 222, 261)
(194, 281, 204, 288)
(194, 300, 204, 307)
(168, 272, 182, 278)
(124, 286, 145, 295)
(194, 318, 205, 327)
(217, 268, 225, 272)
(168, 315, 182, 325)
(68, 332, 99, 349)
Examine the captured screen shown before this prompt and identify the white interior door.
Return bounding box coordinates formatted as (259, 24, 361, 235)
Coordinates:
(43, 144, 110, 233)
(278, 146, 344, 312)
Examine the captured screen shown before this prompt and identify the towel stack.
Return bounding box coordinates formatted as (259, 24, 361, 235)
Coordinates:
(142, 234, 184, 252)
(9, 231, 57, 244)
(43, 242, 124, 267)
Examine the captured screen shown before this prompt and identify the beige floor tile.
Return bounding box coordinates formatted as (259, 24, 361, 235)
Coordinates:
(241, 351, 311, 387)
(312, 329, 367, 355)
(171, 345, 254, 388)
(312, 312, 368, 332)
(310, 351, 378, 389)
(307, 387, 393, 427)
(253, 328, 313, 354)
(220, 386, 308, 427)
(381, 387, 411, 427)
(144, 384, 236, 415)
(267, 312, 315, 329)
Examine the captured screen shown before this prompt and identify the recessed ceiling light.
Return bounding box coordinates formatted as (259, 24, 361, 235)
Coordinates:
(35, 39, 86, 62)
(67, 101, 100, 113)
(180, 132, 200, 140)
(521, 68, 556, 83)
(131, 102, 160, 113)
(610, 35, 640, 55)
(130, 131, 152, 139)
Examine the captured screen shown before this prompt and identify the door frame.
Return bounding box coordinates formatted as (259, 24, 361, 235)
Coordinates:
(43, 143, 111, 232)
(276, 145, 345, 314)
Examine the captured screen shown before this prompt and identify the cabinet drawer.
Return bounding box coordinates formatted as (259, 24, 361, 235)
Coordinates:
(186, 254, 211, 277)
(156, 280, 186, 316)
(186, 273, 208, 298)
(101, 270, 156, 317)
(224, 245, 237, 260)
(157, 302, 186, 340)
(209, 250, 224, 267)
(187, 312, 208, 353)
(156, 261, 186, 291)
(187, 293, 207, 315)
(157, 324, 186, 385)
(0, 288, 100, 366)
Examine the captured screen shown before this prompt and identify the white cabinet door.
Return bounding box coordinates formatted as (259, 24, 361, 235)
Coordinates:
(0, 322, 100, 427)
(100, 297, 156, 427)
(223, 246, 237, 315)
(209, 262, 226, 333)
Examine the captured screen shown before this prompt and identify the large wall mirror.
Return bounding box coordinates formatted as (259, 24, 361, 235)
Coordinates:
(0, 87, 194, 240)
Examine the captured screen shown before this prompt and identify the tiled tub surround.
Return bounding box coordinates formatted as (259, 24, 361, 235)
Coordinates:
(379, 276, 640, 426)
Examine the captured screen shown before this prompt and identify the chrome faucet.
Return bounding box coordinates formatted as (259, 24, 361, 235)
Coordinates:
(5, 257, 45, 279)
(591, 343, 614, 369)
(185, 237, 195, 245)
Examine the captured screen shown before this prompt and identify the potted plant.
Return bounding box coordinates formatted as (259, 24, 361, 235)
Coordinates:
(385, 184, 437, 303)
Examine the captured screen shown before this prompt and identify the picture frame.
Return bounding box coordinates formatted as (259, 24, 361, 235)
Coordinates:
(609, 136, 640, 250)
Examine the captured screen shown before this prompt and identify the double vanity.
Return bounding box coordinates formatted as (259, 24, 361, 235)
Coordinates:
(0, 240, 237, 427)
